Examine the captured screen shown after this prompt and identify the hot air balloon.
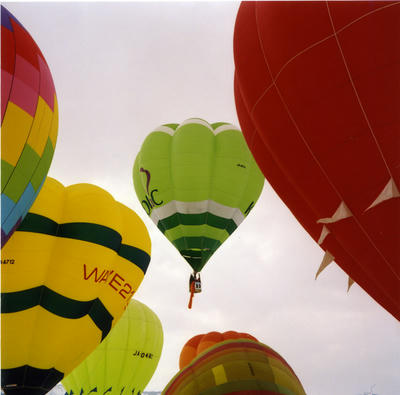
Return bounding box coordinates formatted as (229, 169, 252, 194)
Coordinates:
(179, 331, 257, 370)
(63, 299, 163, 395)
(234, 1, 400, 320)
(133, 118, 264, 307)
(163, 331, 306, 395)
(1, 177, 151, 395)
(1, 5, 58, 247)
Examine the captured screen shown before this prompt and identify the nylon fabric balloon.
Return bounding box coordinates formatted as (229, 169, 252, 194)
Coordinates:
(1, 5, 58, 247)
(163, 332, 306, 395)
(133, 118, 264, 283)
(63, 299, 163, 395)
(179, 331, 257, 370)
(234, 1, 400, 320)
(1, 177, 151, 395)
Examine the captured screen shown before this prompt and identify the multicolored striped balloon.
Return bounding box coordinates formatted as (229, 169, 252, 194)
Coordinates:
(163, 331, 306, 395)
(1, 5, 58, 247)
(179, 331, 258, 370)
(1, 177, 151, 395)
(133, 118, 264, 274)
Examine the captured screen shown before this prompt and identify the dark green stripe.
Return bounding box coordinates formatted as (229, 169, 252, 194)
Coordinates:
(17, 213, 58, 234)
(119, 244, 150, 273)
(1, 286, 112, 340)
(17, 213, 150, 274)
(157, 212, 237, 234)
(58, 222, 121, 251)
(173, 237, 221, 272)
(1, 365, 64, 395)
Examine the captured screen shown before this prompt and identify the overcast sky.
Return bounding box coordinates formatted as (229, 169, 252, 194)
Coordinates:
(3, 2, 399, 394)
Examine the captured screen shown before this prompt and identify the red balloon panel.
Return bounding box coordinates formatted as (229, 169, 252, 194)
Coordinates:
(234, 1, 400, 320)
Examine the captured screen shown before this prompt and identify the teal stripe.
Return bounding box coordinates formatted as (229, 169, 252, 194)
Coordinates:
(1, 286, 113, 340)
(17, 213, 150, 274)
(157, 212, 237, 234)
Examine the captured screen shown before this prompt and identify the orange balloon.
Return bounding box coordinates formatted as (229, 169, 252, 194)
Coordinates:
(178, 334, 203, 370)
(179, 331, 258, 369)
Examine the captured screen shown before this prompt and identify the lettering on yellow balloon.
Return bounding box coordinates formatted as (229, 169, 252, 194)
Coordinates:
(83, 264, 135, 303)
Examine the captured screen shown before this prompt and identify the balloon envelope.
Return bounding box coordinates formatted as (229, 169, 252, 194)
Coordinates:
(1, 178, 151, 395)
(234, 1, 400, 319)
(1, 5, 58, 247)
(164, 331, 306, 395)
(63, 299, 163, 395)
(133, 118, 264, 273)
(179, 331, 257, 370)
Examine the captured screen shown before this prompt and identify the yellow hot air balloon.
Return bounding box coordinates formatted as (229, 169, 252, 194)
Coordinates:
(1, 177, 151, 395)
(63, 299, 163, 395)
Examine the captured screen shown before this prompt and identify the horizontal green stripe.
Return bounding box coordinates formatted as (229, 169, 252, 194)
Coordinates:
(1, 286, 113, 340)
(119, 244, 150, 273)
(157, 212, 237, 234)
(18, 213, 150, 274)
(164, 224, 228, 248)
(58, 222, 121, 251)
(173, 236, 221, 251)
(173, 237, 220, 272)
(17, 213, 58, 234)
(1, 365, 64, 395)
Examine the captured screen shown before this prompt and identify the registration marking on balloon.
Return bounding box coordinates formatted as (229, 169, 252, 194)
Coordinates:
(132, 350, 154, 359)
(83, 264, 136, 302)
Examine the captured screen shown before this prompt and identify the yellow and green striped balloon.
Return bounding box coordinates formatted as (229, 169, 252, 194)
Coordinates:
(133, 118, 264, 273)
(1, 177, 151, 395)
(63, 299, 163, 395)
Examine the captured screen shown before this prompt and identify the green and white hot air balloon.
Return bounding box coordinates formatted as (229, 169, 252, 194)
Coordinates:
(62, 299, 163, 395)
(133, 118, 264, 307)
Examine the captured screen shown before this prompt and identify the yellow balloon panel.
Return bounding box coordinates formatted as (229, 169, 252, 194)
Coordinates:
(1, 177, 151, 395)
(2, 308, 100, 372)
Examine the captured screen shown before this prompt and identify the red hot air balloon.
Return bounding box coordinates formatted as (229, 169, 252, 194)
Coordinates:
(234, 1, 400, 320)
